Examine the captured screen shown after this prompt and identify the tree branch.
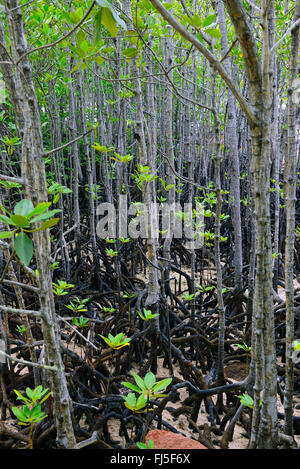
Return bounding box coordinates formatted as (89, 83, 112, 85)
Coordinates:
(149, 0, 258, 126)
(15, 1, 96, 65)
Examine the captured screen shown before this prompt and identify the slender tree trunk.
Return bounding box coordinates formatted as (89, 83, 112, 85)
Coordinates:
(283, 0, 300, 438)
(216, 0, 243, 291)
(0, 0, 76, 448)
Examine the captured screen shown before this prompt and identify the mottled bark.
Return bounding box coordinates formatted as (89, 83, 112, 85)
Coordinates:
(0, 0, 76, 448)
(283, 0, 300, 438)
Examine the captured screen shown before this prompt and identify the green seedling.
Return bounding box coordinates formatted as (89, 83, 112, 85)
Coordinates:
(52, 280, 74, 296)
(122, 371, 172, 400)
(12, 386, 51, 449)
(136, 439, 154, 449)
(234, 342, 251, 374)
(122, 393, 148, 413)
(16, 324, 26, 335)
(0, 179, 22, 190)
(105, 238, 116, 243)
(238, 393, 261, 409)
(105, 248, 118, 257)
(160, 178, 175, 191)
(137, 308, 159, 321)
(0, 136, 21, 155)
(110, 152, 134, 164)
(182, 293, 195, 302)
(50, 261, 60, 270)
(0, 199, 61, 265)
(92, 143, 115, 153)
(99, 332, 131, 349)
(123, 292, 136, 299)
(72, 315, 90, 328)
(197, 284, 215, 293)
(102, 306, 116, 313)
(293, 341, 300, 351)
(47, 182, 72, 204)
(65, 297, 89, 313)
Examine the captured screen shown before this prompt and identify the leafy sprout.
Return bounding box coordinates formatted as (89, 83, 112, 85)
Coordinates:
(65, 297, 89, 313)
(122, 371, 172, 400)
(0, 199, 61, 265)
(11, 386, 51, 449)
(99, 332, 131, 349)
(136, 439, 154, 449)
(238, 393, 261, 409)
(52, 280, 74, 296)
(137, 308, 159, 321)
(122, 393, 148, 413)
(72, 315, 90, 328)
(293, 341, 300, 351)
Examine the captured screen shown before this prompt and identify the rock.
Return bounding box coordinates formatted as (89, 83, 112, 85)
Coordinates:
(145, 429, 208, 449)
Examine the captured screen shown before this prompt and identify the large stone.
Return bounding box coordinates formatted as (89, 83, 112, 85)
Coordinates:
(145, 429, 208, 450)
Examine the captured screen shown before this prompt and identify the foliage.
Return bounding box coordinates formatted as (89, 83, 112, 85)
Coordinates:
(52, 280, 74, 296)
(12, 386, 51, 449)
(0, 199, 61, 265)
(122, 372, 172, 400)
(136, 439, 154, 449)
(99, 332, 132, 349)
(137, 308, 159, 321)
(72, 315, 90, 328)
(65, 297, 89, 313)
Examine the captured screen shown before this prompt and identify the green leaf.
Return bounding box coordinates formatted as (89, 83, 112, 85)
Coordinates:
(76, 29, 86, 45)
(25, 387, 33, 399)
(39, 391, 51, 404)
(10, 214, 30, 228)
(14, 232, 34, 266)
(30, 404, 42, 418)
(95, 0, 126, 29)
(202, 14, 216, 28)
(136, 442, 148, 449)
(191, 14, 202, 28)
(121, 381, 141, 393)
(12, 407, 28, 422)
(95, 0, 111, 7)
(131, 372, 147, 391)
(144, 372, 156, 389)
(27, 202, 51, 218)
(114, 332, 125, 343)
(125, 30, 138, 45)
(293, 341, 300, 351)
(238, 393, 254, 408)
(147, 439, 154, 448)
(204, 28, 221, 39)
(0, 230, 14, 239)
(101, 7, 118, 37)
(14, 389, 29, 403)
(29, 218, 59, 232)
(75, 46, 86, 58)
(125, 392, 136, 407)
(14, 199, 34, 217)
(122, 47, 137, 58)
(94, 56, 105, 65)
(136, 394, 147, 409)
(152, 377, 172, 392)
(99, 335, 111, 346)
(70, 62, 81, 74)
(53, 193, 60, 204)
(23, 405, 30, 418)
(0, 214, 13, 225)
(30, 209, 61, 223)
(69, 11, 81, 24)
